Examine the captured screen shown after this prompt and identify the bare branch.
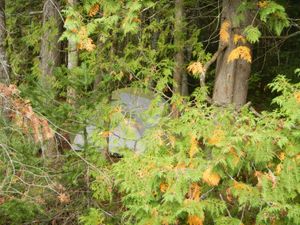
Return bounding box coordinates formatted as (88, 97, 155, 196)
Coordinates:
(200, 44, 227, 87)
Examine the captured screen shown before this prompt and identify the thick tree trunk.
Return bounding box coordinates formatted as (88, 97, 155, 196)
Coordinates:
(40, 0, 61, 87)
(0, 0, 9, 84)
(213, 0, 253, 108)
(67, 0, 78, 104)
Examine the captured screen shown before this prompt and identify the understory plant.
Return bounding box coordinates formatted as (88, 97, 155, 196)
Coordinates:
(109, 75, 300, 225)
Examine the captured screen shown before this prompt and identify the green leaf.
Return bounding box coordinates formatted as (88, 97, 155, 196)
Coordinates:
(243, 26, 261, 44)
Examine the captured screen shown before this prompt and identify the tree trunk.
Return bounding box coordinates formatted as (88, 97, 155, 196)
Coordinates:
(172, 0, 185, 116)
(67, 0, 78, 104)
(182, 46, 192, 96)
(173, 0, 184, 96)
(0, 0, 10, 119)
(213, 0, 253, 108)
(40, 0, 61, 87)
(40, 0, 62, 159)
(0, 0, 9, 84)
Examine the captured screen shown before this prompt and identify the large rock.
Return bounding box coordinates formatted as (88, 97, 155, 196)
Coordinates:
(72, 88, 166, 154)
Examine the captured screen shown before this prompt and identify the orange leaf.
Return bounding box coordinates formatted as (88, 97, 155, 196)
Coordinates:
(160, 182, 168, 193)
(294, 91, 300, 103)
(220, 20, 230, 44)
(187, 62, 204, 75)
(88, 3, 100, 17)
(189, 134, 198, 158)
(187, 215, 204, 225)
(202, 168, 220, 186)
(188, 183, 201, 201)
(228, 46, 252, 63)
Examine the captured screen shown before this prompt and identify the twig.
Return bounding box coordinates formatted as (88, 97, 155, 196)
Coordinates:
(220, 193, 232, 218)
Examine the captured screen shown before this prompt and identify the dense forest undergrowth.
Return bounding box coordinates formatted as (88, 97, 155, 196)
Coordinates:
(0, 0, 300, 224)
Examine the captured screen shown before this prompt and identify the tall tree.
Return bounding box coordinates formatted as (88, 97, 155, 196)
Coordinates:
(0, 0, 9, 84)
(212, 0, 253, 108)
(40, 0, 61, 87)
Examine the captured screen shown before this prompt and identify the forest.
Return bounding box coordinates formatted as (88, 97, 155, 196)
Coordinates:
(0, 0, 300, 224)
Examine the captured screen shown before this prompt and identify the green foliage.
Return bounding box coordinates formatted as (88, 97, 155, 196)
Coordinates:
(110, 75, 300, 225)
(79, 208, 105, 225)
(243, 25, 262, 44)
(0, 199, 45, 225)
(1, 0, 299, 224)
(259, 1, 290, 36)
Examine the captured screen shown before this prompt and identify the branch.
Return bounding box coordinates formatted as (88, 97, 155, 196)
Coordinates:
(261, 31, 300, 40)
(200, 45, 227, 87)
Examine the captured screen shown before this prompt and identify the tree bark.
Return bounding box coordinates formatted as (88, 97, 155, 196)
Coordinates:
(0, 0, 9, 85)
(0, 0, 10, 119)
(173, 0, 184, 96)
(40, 0, 61, 87)
(212, 0, 253, 108)
(67, 0, 78, 104)
(40, 0, 62, 159)
(172, 0, 185, 116)
(182, 46, 192, 96)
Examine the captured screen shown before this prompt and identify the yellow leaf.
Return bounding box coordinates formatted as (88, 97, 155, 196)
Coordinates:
(294, 91, 300, 103)
(233, 181, 250, 191)
(278, 152, 285, 161)
(187, 215, 204, 225)
(187, 62, 204, 75)
(85, 38, 96, 51)
(189, 134, 198, 158)
(275, 163, 283, 175)
(207, 129, 224, 145)
(257, 1, 269, 8)
(100, 131, 111, 138)
(220, 20, 230, 44)
(202, 168, 220, 186)
(233, 34, 246, 44)
(77, 27, 96, 51)
(228, 46, 252, 63)
(78, 26, 88, 39)
(188, 183, 201, 201)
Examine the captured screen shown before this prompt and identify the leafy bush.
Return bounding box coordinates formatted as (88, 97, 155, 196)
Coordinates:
(0, 199, 45, 225)
(109, 76, 300, 225)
